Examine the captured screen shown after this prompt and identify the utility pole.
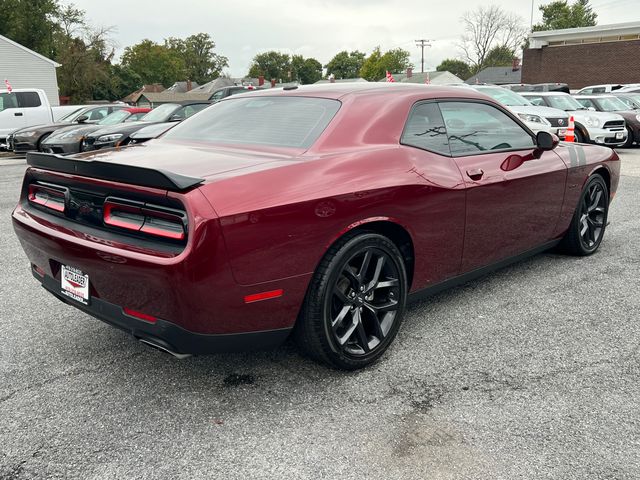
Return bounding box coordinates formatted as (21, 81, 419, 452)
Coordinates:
(415, 39, 431, 73)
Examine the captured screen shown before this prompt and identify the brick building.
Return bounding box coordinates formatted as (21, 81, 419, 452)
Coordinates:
(522, 22, 640, 89)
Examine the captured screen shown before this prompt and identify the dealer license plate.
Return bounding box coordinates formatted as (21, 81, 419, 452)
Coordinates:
(616, 132, 624, 139)
(61, 265, 90, 305)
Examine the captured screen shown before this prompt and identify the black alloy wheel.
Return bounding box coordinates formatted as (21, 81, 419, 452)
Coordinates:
(560, 174, 609, 256)
(296, 232, 407, 370)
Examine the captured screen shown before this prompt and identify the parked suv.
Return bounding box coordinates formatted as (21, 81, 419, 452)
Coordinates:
(521, 92, 627, 147)
(574, 95, 640, 147)
(470, 86, 569, 138)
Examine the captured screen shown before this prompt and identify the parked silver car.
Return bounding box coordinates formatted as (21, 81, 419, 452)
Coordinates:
(521, 92, 627, 147)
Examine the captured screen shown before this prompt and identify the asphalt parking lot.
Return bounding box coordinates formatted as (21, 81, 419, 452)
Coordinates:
(1, 149, 639, 479)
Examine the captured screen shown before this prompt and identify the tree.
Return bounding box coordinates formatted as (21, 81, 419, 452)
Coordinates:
(359, 47, 412, 81)
(325, 50, 366, 79)
(248, 51, 291, 81)
(121, 39, 186, 88)
(459, 5, 527, 73)
(436, 59, 472, 80)
(290, 55, 322, 84)
(483, 45, 517, 67)
(533, 0, 597, 31)
(0, 0, 59, 58)
(165, 33, 228, 84)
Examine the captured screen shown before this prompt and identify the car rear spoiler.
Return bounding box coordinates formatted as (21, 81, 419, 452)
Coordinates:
(26, 152, 204, 191)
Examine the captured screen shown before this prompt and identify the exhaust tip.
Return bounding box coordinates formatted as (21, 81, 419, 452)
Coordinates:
(138, 338, 192, 359)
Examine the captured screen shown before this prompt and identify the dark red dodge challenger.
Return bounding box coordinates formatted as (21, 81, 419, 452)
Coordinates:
(13, 84, 620, 370)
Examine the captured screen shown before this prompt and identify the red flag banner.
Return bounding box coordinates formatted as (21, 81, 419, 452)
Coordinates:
(4, 79, 12, 93)
(385, 71, 395, 83)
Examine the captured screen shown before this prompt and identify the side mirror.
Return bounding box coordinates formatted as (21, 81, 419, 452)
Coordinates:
(536, 131, 559, 151)
(168, 114, 183, 122)
(76, 114, 89, 123)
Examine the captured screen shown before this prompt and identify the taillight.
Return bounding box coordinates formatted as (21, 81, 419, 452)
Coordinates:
(28, 184, 67, 213)
(103, 198, 186, 241)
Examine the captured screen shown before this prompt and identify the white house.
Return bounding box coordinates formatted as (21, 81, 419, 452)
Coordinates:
(0, 34, 60, 106)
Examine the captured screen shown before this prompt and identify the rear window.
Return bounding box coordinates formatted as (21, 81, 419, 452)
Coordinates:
(164, 96, 341, 149)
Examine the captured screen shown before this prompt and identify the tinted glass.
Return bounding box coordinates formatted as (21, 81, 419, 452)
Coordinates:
(16, 92, 42, 107)
(142, 103, 180, 122)
(0, 92, 19, 112)
(164, 97, 341, 149)
(401, 102, 449, 155)
(182, 104, 208, 118)
(439, 101, 535, 156)
(592, 87, 606, 93)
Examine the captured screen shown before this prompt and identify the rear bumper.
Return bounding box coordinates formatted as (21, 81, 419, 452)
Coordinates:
(36, 269, 292, 354)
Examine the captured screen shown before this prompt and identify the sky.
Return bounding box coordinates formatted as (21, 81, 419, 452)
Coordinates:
(71, 0, 639, 77)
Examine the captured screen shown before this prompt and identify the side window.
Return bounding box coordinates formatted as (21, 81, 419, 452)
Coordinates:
(88, 107, 109, 120)
(577, 99, 595, 109)
(592, 87, 605, 93)
(0, 92, 19, 111)
(401, 102, 450, 155)
(439, 101, 535, 156)
(526, 96, 545, 106)
(16, 92, 42, 108)
(581, 88, 593, 94)
(210, 90, 225, 102)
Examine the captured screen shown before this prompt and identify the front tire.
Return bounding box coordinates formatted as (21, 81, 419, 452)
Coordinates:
(295, 232, 407, 370)
(624, 127, 634, 148)
(560, 174, 609, 256)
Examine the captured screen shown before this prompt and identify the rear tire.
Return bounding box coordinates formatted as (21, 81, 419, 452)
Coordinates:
(559, 174, 609, 256)
(295, 232, 407, 370)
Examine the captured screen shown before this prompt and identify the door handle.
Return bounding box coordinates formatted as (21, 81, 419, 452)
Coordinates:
(14, 112, 23, 116)
(466, 168, 484, 180)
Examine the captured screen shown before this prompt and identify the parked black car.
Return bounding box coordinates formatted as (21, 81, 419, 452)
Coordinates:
(40, 107, 150, 154)
(8, 104, 127, 153)
(81, 101, 210, 151)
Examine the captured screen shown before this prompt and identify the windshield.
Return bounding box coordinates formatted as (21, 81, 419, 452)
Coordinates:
(594, 96, 630, 112)
(478, 87, 531, 106)
(545, 95, 585, 111)
(142, 103, 180, 122)
(0, 92, 19, 112)
(97, 110, 130, 125)
(58, 107, 85, 121)
(164, 96, 341, 149)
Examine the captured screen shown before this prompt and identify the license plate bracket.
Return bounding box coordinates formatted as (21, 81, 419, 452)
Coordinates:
(61, 265, 90, 305)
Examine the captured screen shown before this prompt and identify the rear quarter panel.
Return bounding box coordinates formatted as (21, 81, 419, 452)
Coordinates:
(552, 143, 620, 237)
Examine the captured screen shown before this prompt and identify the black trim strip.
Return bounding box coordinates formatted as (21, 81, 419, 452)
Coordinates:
(38, 271, 292, 354)
(408, 240, 560, 302)
(27, 151, 204, 191)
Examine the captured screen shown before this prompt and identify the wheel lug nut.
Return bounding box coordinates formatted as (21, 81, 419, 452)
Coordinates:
(360, 286, 364, 291)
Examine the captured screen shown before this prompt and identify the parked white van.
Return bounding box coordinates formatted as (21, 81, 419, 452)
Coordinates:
(0, 88, 54, 147)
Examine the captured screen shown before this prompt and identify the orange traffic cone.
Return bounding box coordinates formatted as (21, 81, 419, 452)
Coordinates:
(565, 116, 575, 142)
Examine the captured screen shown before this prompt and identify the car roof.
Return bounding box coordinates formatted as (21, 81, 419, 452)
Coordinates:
(230, 83, 493, 102)
(520, 91, 568, 96)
